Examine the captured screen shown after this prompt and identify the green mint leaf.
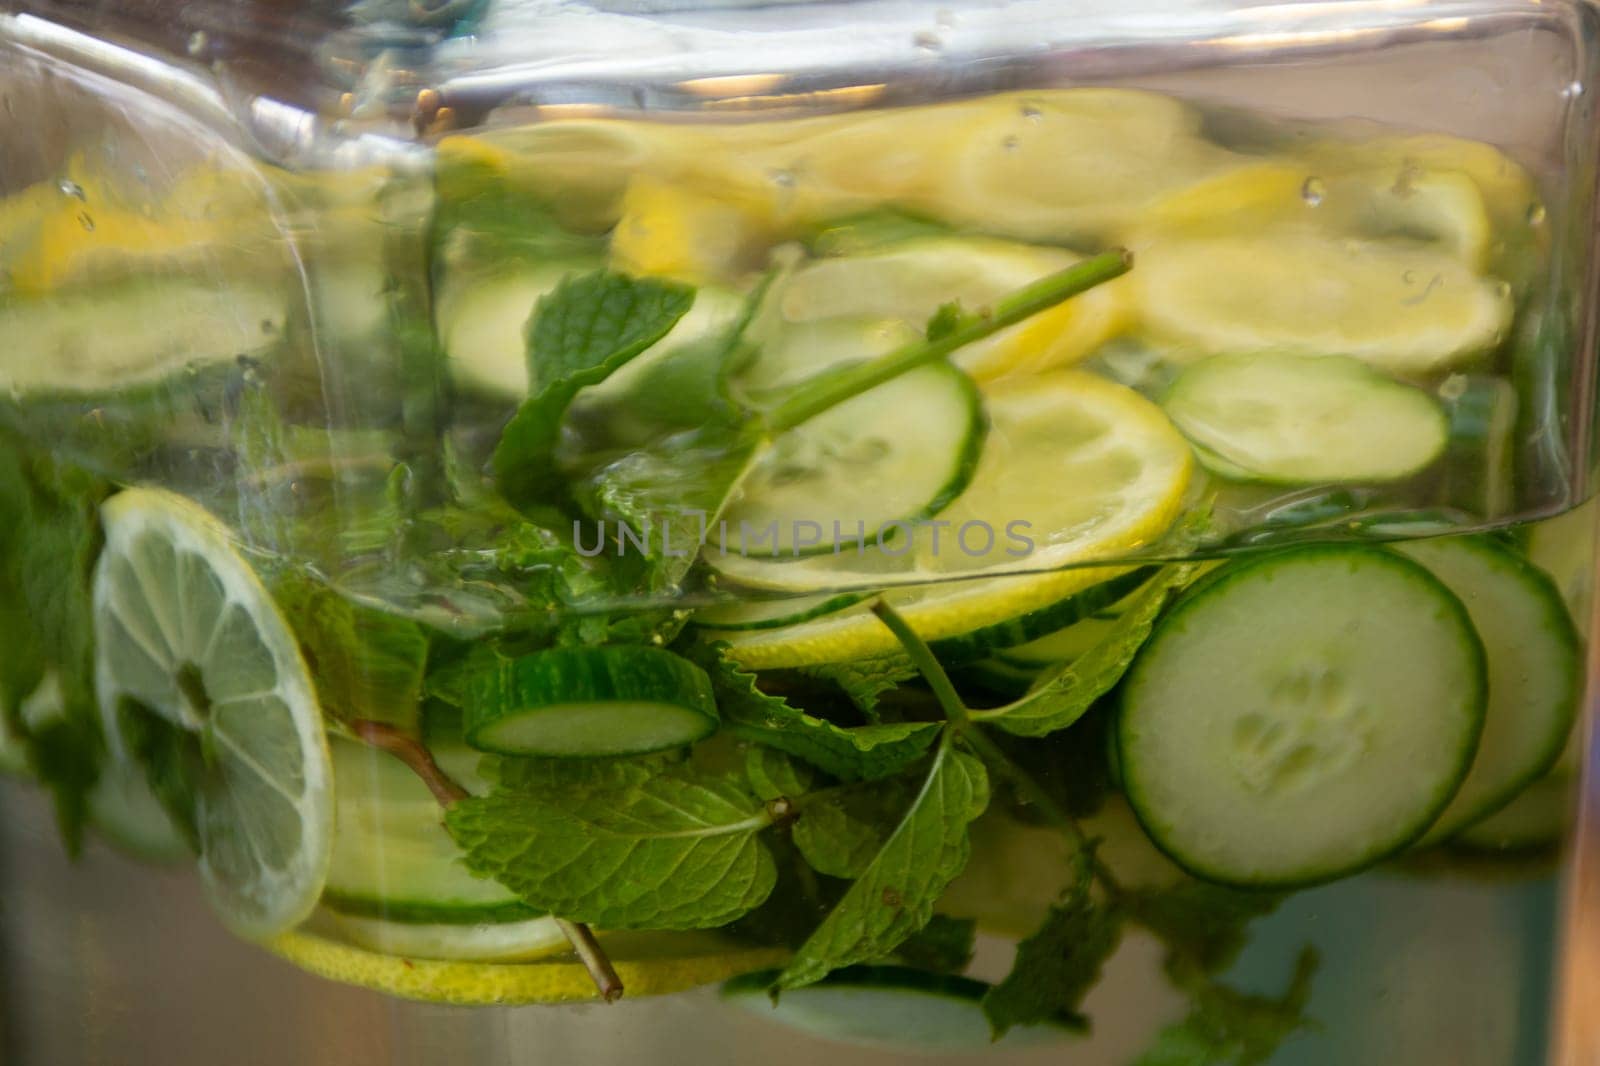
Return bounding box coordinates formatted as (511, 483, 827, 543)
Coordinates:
(798, 655, 918, 723)
(746, 747, 815, 802)
(978, 564, 1199, 738)
(446, 760, 777, 929)
(792, 780, 916, 879)
(892, 914, 976, 973)
(691, 644, 941, 782)
(115, 699, 203, 854)
(270, 571, 430, 731)
(492, 271, 694, 508)
(776, 736, 989, 989)
(1126, 882, 1283, 975)
(982, 853, 1123, 1037)
(0, 446, 109, 852)
(1134, 948, 1319, 1066)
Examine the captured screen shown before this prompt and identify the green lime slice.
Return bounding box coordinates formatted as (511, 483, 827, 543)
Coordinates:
(93, 487, 333, 939)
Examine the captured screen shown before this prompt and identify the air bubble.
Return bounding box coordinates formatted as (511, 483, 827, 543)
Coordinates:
(1438, 374, 1468, 401)
(186, 31, 208, 56)
(1564, 81, 1585, 99)
(57, 179, 86, 200)
(1020, 105, 1042, 122)
(912, 30, 943, 52)
(1527, 203, 1547, 226)
(768, 168, 796, 188)
(1401, 270, 1417, 284)
(77, 212, 95, 232)
(1001, 135, 1020, 152)
(1299, 177, 1325, 207)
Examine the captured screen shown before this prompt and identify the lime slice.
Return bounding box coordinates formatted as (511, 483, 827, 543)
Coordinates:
(93, 487, 333, 939)
(708, 371, 1192, 667)
(769, 236, 1128, 381)
(265, 929, 788, 1005)
(1133, 233, 1513, 375)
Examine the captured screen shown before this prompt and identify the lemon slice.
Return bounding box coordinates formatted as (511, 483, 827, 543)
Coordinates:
(1134, 159, 1493, 268)
(1133, 233, 1513, 375)
(93, 488, 333, 939)
(769, 236, 1128, 381)
(708, 371, 1192, 667)
(265, 930, 788, 1005)
(609, 174, 779, 284)
(926, 89, 1240, 241)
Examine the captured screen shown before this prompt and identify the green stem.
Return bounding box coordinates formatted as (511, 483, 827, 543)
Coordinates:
(764, 249, 1132, 434)
(868, 600, 1124, 899)
(869, 601, 971, 727)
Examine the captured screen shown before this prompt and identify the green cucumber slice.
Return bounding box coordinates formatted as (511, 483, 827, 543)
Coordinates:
(437, 263, 581, 398)
(463, 646, 718, 757)
(324, 737, 530, 920)
(1452, 771, 1573, 852)
(1437, 375, 1517, 519)
(721, 363, 985, 556)
(1163, 352, 1448, 484)
(691, 591, 870, 632)
(0, 280, 286, 395)
(721, 966, 1080, 1051)
(329, 910, 568, 962)
(1119, 544, 1486, 887)
(1526, 499, 1597, 635)
(926, 566, 1155, 664)
(1395, 537, 1582, 845)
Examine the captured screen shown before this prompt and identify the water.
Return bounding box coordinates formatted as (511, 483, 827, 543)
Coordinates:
(1, 10, 1599, 1065)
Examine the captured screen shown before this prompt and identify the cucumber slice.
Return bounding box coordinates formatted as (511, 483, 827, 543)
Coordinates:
(926, 566, 1155, 664)
(1164, 353, 1447, 484)
(1437, 375, 1517, 519)
(436, 263, 581, 398)
(0, 280, 286, 395)
(1119, 545, 1486, 887)
(736, 315, 920, 398)
(329, 910, 568, 962)
(1394, 537, 1582, 845)
(463, 646, 718, 757)
(721, 966, 1079, 1051)
(691, 591, 870, 632)
(1453, 772, 1573, 852)
(721, 363, 985, 556)
(325, 737, 531, 921)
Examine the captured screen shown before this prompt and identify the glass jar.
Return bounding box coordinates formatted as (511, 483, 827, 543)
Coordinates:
(2, 1, 1599, 1063)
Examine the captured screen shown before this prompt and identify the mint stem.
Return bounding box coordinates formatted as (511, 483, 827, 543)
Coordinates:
(349, 719, 624, 1001)
(349, 719, 467, 806)
(764, 249, 1132, 434)
(868, 601, 1123, 899)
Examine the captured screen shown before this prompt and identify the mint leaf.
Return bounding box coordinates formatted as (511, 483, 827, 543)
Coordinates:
(982, 852, 1123, 1036)
(270, 571, 430, 730)
(446, 760, 778, 929)
(776, 736, 988, 989)
(691, 644, 941, 782)
(492, 271, 693, 508)
(892, 914, 976, 973)
(1134, 948, 1319, 1066)
(799, 655, 917, 723)
(792, 781, 915, 879)
(976, 564, 1198, 738)
(1126, 882, 1282, 975)
(746, 747, 814, 802)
